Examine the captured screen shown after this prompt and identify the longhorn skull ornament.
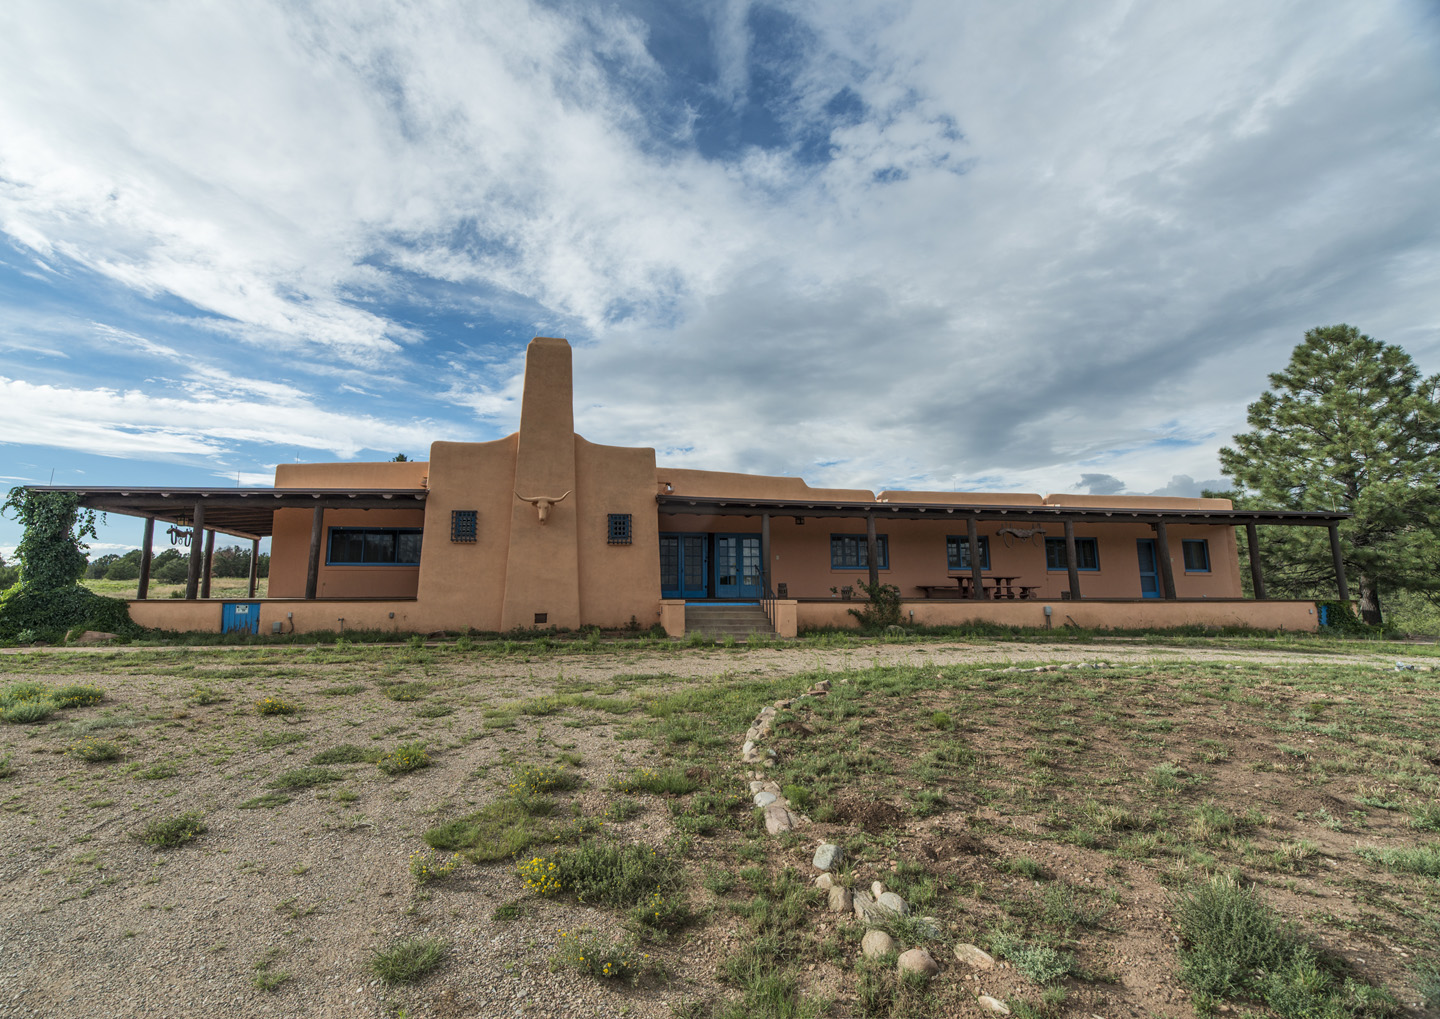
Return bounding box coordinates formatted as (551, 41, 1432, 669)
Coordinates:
(515, 490, 571, 523)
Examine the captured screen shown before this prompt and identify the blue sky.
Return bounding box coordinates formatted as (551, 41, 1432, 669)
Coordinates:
(2, 0, 1439, 561)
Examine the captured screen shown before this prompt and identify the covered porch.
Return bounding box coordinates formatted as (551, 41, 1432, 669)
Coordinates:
(656, 494, 1351, 635)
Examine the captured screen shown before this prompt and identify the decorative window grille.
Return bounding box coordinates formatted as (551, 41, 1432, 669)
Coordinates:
(451, 510, 478, 543)
(607, 513, 632, 545)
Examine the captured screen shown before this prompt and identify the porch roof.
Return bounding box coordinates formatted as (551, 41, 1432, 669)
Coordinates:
(27, 486, 428, 541)
(655, 494, 1347, 527)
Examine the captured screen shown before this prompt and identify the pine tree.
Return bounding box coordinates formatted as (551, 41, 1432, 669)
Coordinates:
(1218, 325, 1440, 625)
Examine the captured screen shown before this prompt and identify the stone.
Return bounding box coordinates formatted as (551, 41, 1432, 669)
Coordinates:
(75, 631, 117, 644)
(813, 843, 843, 871)
(828, 885, 853, 913)
(977, 995, 1011, 1015)
(814, 873, 834, 890)
(953, 944, 996, 970)
(897, 948, 939, 976)
(750, 780, 779, 794)
(852, 891, 885, 925)
(754, 791, 778, 807)
(861, 930, 895, 959)
(774, 699, 792, 709)
(741, 740, 756, 756)
(764, 804, 799, 834)
(915, 916, 943, 940)
(871, 880, 886, 898)
(877, 891, 910, 916)
(813, 679, 832, 692)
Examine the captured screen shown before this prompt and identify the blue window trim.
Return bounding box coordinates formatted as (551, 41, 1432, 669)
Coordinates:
(1182, 539, 1211, 572)
(945, 534, 991, 571)
(1044, 536, 1100, 571)
(325, 527, 423, 566)
(830, 534, 889, 570)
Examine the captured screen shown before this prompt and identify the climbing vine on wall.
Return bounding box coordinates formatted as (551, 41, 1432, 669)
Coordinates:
(0, 487, 136, 641)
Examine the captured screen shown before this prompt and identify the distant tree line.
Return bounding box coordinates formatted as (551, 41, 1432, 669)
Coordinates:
(86, 546, 270, 583)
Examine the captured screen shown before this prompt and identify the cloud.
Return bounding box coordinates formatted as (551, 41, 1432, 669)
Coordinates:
(0, 376, 444, 460)
(1079, 474, 1127, 496)
(0, 0, 1435, 503)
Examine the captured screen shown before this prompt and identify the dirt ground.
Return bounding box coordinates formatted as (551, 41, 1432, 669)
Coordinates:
(0, 638, 1435, 1019)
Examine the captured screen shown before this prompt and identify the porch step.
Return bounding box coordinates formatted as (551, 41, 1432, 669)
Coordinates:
(684, 603, 776, 640)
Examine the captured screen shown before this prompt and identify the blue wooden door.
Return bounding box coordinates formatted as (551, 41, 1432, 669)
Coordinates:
(659, 534, 708, 599)
(1136, 540, 1160, 599)
(222, 602, 261, 634)
(716, 535, 762, 599)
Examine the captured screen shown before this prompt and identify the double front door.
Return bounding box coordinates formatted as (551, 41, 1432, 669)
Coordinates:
(660, 533, 762, 599)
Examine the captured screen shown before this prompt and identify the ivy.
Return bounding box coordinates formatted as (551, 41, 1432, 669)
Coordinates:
(0, 487, 138, 642)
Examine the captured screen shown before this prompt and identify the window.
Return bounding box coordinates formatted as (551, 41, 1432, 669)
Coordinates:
(607, 513, 632, 545)
(1182, 539, 1210, 572)
(326, 527, 423, 565)
(830, 534, 889, 570)
(450, 510, 477, 543)
(945, 535, 991, 571)
(1045, 536, 1099, 571)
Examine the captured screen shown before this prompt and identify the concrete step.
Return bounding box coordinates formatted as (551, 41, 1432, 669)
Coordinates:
(684, 604, 775, 639)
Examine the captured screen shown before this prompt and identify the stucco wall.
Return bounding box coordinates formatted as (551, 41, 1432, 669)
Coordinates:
(797, 598, 1319, 632)
(274, 460, 430, 488)
(575, 436, 663, 629)
(127, 599, 421, 634)
(413, 435, 518, 632)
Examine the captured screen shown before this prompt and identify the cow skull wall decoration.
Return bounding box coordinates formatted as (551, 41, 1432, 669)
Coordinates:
(515, 490, 571, 524)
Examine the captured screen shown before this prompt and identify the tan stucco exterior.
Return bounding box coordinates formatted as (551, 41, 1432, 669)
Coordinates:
(124, 336, 1323, 635)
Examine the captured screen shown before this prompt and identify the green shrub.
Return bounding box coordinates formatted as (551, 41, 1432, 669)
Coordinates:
(268, 767, 343, 789)
(991, 932, 1076, 984)
(51, 685, 104, 708)
(369, 937, 447, 984)
(134, 762, 178, 780)
(255, 696, 299, 716)
(310, 744, 381, 765)
(517, 840, 682, 909)
(1, 699, 54, 724)
(135, 812, 207, 848)
(554, 929, 648, 985)
(510, 763, 581, 795)
(930, 711, 953, 730)
(377, 742, 431, 775)
(238, 793, 292, 810)
(69, 738, 122, 762)
(381, 682, 431, 702)
(409, 848, 462, 884)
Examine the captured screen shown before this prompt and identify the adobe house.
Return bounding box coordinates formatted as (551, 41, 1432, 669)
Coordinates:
(40, 337, 1350, 637)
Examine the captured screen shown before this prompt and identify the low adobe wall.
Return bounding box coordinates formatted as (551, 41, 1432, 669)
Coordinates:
(128, 599, 423, 635)
(797, 598, 1321, 633)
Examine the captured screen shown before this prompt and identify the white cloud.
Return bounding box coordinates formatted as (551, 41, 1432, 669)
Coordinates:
(0, 376, 443, 460)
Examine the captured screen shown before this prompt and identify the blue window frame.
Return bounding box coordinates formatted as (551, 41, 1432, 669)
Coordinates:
(945, 535, 991, 571)
(1182, 539, 1211, 572)
(830, 534, 889, 570)
(607, 513, 632, 545)
(1045, 536, 1099, 571)
(326, 527, 423, 565)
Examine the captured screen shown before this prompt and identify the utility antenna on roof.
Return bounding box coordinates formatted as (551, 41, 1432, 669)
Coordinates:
(49, 468, 55, 484)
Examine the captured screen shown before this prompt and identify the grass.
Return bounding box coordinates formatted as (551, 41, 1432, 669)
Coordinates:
(68, 738, 123, 762)
(238, 792, 293, 810)
(268, 767, 343, 789)
(255, 696, 300, 716)
(369, 937, 447, 984)
(1176, 874, 1397, 1016)
(134, 812, 207, 849)
(309, 744, 382, 765)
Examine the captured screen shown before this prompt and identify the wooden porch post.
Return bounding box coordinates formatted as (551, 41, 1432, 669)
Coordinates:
(200, 529, 215, 599)
(967, 517, 984, 600)
(137, 517, 154, 600)
(248, 538, 260, 599)
(1153, 520, 1177, 600)
(184, 501, 205, 600)
(1245, 522, 1267, 600)
(1063, 520, 1082, 601)
(1328, 524, 1350, 601)
(865, 513, 879, 589)
(305, 507, 324, 600)
(760, 513, 771, 597)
